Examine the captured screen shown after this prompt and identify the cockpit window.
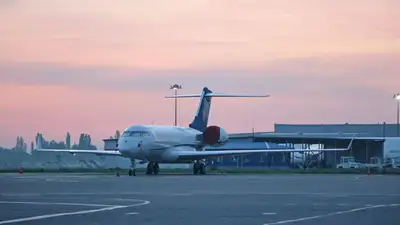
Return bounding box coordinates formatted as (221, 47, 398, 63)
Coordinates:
(122, 131, 150, 137)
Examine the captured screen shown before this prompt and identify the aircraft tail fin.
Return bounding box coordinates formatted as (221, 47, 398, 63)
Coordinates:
(166, 87, 269, 132)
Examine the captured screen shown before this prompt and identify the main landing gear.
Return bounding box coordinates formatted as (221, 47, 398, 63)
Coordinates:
(146, 162, 160, 175)
(193, 161, 206, 175)
(126, 160, 206, 176)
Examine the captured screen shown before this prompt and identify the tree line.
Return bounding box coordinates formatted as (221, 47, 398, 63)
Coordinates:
(0, 130, 122, 152)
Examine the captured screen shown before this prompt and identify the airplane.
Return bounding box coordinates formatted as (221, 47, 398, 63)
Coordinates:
(35, 87, 354, 176)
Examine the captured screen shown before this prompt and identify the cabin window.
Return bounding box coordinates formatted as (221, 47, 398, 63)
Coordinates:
(130, 132, 142, 137)
(141, 132, 150, 136)
(122, 131, 131, 137)
(122, 131, 151, 137)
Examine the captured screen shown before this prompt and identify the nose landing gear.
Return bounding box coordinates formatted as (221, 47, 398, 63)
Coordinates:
(128, 159, 136, 176)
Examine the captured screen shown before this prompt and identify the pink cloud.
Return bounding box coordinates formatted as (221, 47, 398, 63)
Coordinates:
(0, 0, 399, 68)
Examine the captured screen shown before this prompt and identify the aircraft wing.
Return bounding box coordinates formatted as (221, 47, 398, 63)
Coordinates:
(177, 139, 353, 161)
(35, 148, 122, 156)
(34, 136, 122, 156)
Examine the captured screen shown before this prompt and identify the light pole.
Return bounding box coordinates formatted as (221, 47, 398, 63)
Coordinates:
(170, 84, 182, 126)
(394, 93, 400, 137)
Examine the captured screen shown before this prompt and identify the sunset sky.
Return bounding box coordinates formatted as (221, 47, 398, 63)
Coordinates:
(1, 0, 399, 148)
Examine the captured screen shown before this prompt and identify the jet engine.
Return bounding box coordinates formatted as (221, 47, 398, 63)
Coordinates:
(200, 125, 229, 146)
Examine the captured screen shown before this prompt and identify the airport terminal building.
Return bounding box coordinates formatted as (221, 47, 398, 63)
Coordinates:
(274, 123, 399, 137)
(208, 123, 400, 169)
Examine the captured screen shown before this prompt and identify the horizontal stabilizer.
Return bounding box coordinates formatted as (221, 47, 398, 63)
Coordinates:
(165, 93, 269, 98)
(165, 94, 202, 98)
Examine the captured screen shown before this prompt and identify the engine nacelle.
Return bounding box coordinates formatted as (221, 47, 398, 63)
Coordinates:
(201, 125, 229, 146)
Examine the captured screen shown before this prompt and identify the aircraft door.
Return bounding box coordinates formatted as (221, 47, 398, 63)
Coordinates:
(138, 140, 143, 155)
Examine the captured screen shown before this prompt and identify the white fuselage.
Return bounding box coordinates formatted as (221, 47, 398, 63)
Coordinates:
(117, 125, 202, 163)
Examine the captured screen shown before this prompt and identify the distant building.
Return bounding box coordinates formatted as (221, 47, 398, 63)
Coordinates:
(274, 123, 399, 137)
(103, 138, 118, 150)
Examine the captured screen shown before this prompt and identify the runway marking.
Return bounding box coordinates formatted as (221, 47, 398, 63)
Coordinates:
(110, 198, 147, 202)
(45, 179, 79, 183)
(263, 204, 400, 225)
(0, 201, 115, 207)
(3, 191, 400, 197)
(262, 213, 277, 215)
(354, 175, 369, 179)
(337, 203, 350, 206)
(125, 212, 139, 215)
(168, 193, 193, 196)
(0, 199, 150, 225)
(1, 194, 42, 197)
(285, 203, 297, 206)
(10, 175, 99, 179)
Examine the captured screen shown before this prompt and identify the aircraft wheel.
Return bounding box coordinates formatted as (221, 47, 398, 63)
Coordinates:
(146, 163, 154, 175)
(128, 169, 133, 176)
(153, 163, 160, 175)
(199, 163, 206, 175)
(193, 162, 199, 175)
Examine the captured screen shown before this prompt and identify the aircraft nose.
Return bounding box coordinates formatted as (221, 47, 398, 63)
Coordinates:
(117, 138, 143, 156)
(117, 138, 130, 152)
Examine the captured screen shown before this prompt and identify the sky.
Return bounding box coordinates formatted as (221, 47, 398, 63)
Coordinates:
(0, 0, 399, 148)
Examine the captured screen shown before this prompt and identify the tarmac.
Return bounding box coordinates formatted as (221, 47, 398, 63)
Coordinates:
(0, 172, 399, 225)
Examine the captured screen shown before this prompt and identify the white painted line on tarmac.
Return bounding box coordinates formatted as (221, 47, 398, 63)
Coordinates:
(1, 193, 42, 197)
(125, 212, 139, 215)
(0, 199, 150, 225)
(263, 204, 400, 225)
(285, 203, 297, 206)
(45, 179, 79, 183)
(168, 193, 193, 196)
(262, 212, 276, 215)
(110, 198, 146, 202)
(5, 191, 400, 197)
(337, 203, 350, 206)
(354, 175, 369, 179)
(0, 201, 115, 207)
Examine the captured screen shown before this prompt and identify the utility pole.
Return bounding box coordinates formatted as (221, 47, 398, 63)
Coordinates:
(394, 94, 400, 137)
(170, 84, 182, 126)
